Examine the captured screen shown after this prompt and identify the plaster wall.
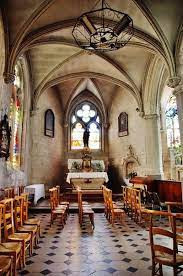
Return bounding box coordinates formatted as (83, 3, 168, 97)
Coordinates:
(30, 87, 64, 192)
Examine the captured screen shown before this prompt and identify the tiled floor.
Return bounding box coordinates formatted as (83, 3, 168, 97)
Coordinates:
(19, 213, 178, 276)
(29, 199, 105, 211)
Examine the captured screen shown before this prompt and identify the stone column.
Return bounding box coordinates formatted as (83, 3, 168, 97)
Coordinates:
(167, 77, 183, 144)
(144, 114, 163, 178)
(173, 84, 183, 145)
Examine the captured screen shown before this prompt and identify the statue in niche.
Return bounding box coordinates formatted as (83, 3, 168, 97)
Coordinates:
(83, 128, 90, 148)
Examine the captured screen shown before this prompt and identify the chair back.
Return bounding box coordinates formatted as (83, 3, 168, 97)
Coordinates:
(18, 186, 25, 196)
(149, 211, 178, 266)
(1, 198, 15, 240)
(134, 189, 141, 209)
(4, 187, 15, 199)
(49, 188, 58, 211)
(0, 203, 4, 243)
(20, 193, 29, 221)
(77, 189, 83, 224)
(55, 186, 61, 204)
(14, 196, 24, 229)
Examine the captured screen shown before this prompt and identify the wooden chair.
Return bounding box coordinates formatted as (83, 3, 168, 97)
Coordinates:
(103, 187, 119, 220)
(166, 202, 183, 248)
(77, 190, 94, 229)
(0, 204, 22, 276)
(102, 185, 108, 218)
(125, 187, 132, 216)
(49, 189, 66, 226)
(148, 210, 183, 276)
(107, 191, 125, 226)
(49, 188, 67, 210)
(4, 188, 15, 199)
(55, 187, 69, 216)
(55, 186, 69, 206)
(0, 255, 12, 276)
(1, 199, 32, 267)
(134, 189, 146, 224)
(18, 186, 25, 196)
(129, 188, 137, 220)
(14, 196, 38, 253)
(20, 193, 41, 241)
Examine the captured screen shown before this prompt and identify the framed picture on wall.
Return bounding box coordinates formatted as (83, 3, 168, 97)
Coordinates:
(118, 112, 128, 137)
(44, 109, 55, 137)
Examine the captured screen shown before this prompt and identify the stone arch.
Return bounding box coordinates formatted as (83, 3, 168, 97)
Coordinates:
(34, 72, 143, 116)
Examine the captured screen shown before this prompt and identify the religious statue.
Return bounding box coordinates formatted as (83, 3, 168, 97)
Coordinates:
(83, 128, 90, 148)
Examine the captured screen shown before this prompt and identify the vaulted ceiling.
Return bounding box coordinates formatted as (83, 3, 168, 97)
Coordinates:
(1, 0, 183, 114)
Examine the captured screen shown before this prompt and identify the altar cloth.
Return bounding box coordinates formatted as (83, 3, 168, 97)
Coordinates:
(66, 172, 108, 184)
(25, 184, 45, 205)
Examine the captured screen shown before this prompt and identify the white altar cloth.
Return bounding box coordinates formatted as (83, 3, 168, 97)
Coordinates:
(66, 172, 109, 184)
(25, 184, 45, 205)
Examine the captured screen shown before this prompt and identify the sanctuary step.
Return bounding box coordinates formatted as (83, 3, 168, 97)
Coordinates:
(62, 189, 103, 202)
(28, 198, 105, 213)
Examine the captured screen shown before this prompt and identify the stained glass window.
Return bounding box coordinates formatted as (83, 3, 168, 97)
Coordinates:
(71, 102, 101, 150)
(44, 109, 55, 137)
(165, 95, 180, 148)
(9, 65, 24, 168)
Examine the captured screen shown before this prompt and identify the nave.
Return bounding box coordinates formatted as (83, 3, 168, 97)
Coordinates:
(19, 212, 172, 276)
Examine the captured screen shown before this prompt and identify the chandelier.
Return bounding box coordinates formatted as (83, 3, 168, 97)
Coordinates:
(72, 0, 134, 52)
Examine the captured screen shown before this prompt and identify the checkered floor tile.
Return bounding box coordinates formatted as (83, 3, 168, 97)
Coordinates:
(18, 213, 180, 275)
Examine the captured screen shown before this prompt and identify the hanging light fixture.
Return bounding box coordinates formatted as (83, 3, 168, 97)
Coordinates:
(72, 0, 134, 52)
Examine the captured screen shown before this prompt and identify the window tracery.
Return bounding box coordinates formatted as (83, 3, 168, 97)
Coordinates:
(71, 102, 101, 150)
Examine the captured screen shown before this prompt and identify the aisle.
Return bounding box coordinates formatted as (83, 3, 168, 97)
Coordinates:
(19, 213, 172, 276)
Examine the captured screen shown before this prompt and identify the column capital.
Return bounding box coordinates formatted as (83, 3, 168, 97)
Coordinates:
(173, 84, 183, 96)
(30, 108, 39, 117)
(3, 72, 15, 84)
(144, 114, 159, 120)
(167, 76, 181, 88)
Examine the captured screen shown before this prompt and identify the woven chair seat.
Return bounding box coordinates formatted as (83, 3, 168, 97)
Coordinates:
(17, 225, 37, 235)
(155, 252, 183, 265)
(0, 242, 21, 253)
(52, 209, 65, 214)
(24, 218, 40, 226)
(113, 209, 125, 213)
(8, 232, 31, 242)
(0, 256, 11, 272)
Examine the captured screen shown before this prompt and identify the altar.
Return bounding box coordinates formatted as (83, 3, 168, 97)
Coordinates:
(66, 172, 108, 190)
(67, 147, 108, 191)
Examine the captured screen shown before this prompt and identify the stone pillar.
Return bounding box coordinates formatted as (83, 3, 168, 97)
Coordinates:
(167, 76, 183, 144)
(173, 84, 183, 145)
(144, 114, 163, 178)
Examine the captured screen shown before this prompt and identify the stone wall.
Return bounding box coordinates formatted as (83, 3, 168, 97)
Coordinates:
(30, 87, 64, 192)
(108, 87, 157, 189)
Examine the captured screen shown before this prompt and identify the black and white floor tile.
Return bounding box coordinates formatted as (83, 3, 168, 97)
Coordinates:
(19, 213, 180, 276)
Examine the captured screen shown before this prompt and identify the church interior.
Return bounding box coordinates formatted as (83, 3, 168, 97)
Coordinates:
(0, 0, 183, 275)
